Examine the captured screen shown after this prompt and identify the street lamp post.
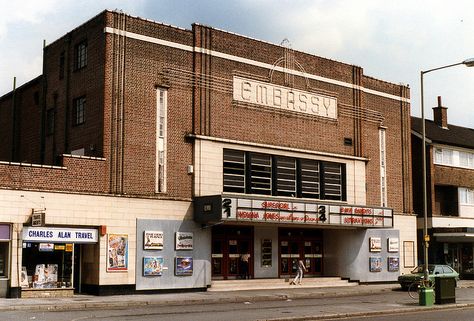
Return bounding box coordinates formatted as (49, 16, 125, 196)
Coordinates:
(419, 58, 474, 305)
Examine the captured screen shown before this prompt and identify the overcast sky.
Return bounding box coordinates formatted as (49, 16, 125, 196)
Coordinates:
(1, 0, 474, 127)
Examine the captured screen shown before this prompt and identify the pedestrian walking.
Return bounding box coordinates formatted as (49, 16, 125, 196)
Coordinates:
(290, 259, 307, 285)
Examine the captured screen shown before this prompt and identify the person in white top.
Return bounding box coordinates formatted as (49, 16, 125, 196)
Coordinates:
(290, 259, 307, 285)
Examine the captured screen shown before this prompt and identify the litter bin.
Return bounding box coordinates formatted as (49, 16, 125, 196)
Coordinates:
(435, 276, 456, 304)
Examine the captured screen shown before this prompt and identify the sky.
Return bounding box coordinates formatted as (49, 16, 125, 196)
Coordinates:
(1, 0, 474, 128)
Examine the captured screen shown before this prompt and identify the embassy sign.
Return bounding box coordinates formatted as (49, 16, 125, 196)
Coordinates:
(221, 197, 393, 228)
(233, 76, 337, 120)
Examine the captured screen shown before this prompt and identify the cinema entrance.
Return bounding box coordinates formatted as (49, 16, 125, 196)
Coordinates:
(279, 228, 323, 277)
(211, 226, 254, 279)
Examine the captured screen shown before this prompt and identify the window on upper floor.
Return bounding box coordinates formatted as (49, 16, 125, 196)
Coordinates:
(434, 148, 453, 165)
(59, 51, 65, 79)
(459, 188, 474, 205)
(73, 96, 85, 126)
(379, 128, 387, 207)
(434, 147, 474, 169)
(75, 41, 87, 70)
(223, 149, 346, 201)
(459, 151, 474, 168)
(155, 88, 167, 193)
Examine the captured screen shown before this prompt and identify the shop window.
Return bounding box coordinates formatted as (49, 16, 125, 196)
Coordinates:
(0, 243, 8, 277)
(22, 242, 73, 289)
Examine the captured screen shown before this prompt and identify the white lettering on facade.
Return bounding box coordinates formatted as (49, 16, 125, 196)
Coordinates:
(233, 76, 337, 119)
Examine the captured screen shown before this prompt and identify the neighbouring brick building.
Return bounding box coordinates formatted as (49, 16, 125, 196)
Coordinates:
(0, 10, 415, 297)
(412, 96, 474, 278)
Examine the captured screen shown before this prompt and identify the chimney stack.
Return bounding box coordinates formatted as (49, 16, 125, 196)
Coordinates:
(433, 96, 448, 129)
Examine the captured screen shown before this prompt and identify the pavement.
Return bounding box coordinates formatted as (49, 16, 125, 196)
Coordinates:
(2, 280, 474, 319)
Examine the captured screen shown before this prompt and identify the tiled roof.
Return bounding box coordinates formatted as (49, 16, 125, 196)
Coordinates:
(412, 116, 474, 150)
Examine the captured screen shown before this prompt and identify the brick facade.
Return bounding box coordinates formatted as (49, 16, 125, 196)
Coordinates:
(0, 10, 417, 295)
(0, 11, 413, 212)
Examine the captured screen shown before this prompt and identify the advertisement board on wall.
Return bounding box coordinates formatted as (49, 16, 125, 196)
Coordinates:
(107, 234, 128, 272)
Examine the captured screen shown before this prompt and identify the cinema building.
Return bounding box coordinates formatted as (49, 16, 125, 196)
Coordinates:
(412, 97, 474, 278)
(0, 10, 415, 297)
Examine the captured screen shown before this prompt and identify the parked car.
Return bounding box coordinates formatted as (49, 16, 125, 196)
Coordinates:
(398, 264, 459, 290)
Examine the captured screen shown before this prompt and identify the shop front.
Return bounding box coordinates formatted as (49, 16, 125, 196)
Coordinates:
(0, 224, 10, 297)
(433, 229, 474, 279)
(21, 226, 98, 298)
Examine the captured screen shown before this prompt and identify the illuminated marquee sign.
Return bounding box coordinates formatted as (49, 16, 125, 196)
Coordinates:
(233, 76, 337, 120)
(221, 197, 393, 228)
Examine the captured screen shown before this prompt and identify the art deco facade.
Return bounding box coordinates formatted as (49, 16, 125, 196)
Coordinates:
(0, 10, 414, 297)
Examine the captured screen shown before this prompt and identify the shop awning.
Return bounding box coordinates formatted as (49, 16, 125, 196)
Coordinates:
(434, 232, 474, 243)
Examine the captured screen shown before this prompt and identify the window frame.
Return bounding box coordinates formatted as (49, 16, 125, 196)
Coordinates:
(223, 149, 346, 201)
(75, 40, 87, 70)
(155, 88, 167, 193)
(72, 96, 85, 126)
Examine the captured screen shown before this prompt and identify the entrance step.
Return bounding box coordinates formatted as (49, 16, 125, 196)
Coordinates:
(208, 277, 357, 292)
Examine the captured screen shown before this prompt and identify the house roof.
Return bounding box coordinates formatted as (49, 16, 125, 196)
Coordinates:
(412, 116, 474, 150)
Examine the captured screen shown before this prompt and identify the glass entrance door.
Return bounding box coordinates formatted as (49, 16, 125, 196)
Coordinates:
(304, 240, 323, 275)
(280, 240, 300, 276)
(279, 228, 323, 277)
(211, 226, 253, 279)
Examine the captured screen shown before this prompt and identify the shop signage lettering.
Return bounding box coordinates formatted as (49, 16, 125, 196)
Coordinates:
(224, 197, 393, 228)
(23, 227, 98, 243)
(233, 76, 337, 120)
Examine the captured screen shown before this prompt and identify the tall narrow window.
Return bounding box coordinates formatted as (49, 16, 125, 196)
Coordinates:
(155, 88, 167, 193)
(75, 41, 87, 70)
(223, 149, 246, 193)
(249, 153, 272, 195)
(300, 159, 320, 199)
(275, 156, 296, 197)
(379, 128, 387, 206)
(59, 51, 65, 79)
(72, 96, 85, 126)
(322, 162, 343, 201)
(459, 188, 474, 205)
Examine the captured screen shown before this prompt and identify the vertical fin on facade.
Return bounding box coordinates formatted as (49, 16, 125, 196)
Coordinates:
(193, 24, 212, 136)
(400, 84, 413, 214)
(352, 66, 363, 157)
(110, 11, 127, 194)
